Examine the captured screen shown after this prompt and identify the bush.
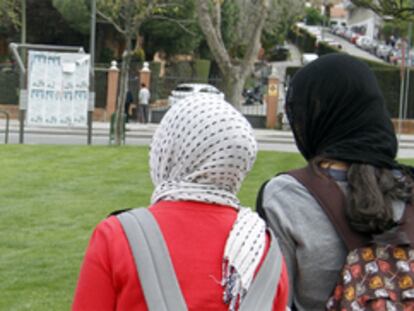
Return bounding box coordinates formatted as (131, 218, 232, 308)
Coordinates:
(193, 59, 211, 83)
(0, 68, 18, 105)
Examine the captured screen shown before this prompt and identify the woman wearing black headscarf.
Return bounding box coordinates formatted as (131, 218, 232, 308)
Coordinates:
(258, 53, 414, 310)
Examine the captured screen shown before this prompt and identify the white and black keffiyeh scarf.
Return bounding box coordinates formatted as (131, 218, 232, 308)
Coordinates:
(150, 94, 267, 310)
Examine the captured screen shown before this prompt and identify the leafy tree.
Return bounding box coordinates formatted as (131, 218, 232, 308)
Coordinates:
(262, 0, 304, 50)
(304, 6, 325, 25)
(0, 0, 21, 33)
(351, 0, 414, 21)
(51, 0, 90, 34)
(139, 1, 202, 58)
(97, 0, 193, 145)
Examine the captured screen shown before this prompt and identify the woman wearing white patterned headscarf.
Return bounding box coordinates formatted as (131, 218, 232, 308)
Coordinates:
(73, 94, 288, 311)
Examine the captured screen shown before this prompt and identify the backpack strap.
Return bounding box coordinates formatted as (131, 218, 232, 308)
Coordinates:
(396, 200, 414, 245)
(117, 208, 187, 311)
(256, 179, 271, 221)
(287, 165, 370, 251)
(239, 230, 283, 311)
(118, 208, 283, 311)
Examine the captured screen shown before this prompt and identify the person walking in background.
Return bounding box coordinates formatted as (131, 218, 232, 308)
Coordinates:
(138, 83, 150, 123)
(256, 54, 414, 310)
(124, 90, 133, 123)
(72, 94, 289, 311)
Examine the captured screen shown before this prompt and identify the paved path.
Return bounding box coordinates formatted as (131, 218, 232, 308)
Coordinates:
(2, 120, 414, 159)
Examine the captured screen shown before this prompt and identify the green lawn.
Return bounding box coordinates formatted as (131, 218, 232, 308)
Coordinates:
(0, 145, 412, 310)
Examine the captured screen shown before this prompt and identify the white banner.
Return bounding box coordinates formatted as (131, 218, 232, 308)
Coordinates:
(27, 51, 90, 126)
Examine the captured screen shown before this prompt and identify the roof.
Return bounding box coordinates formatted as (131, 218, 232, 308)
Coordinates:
(330, 6, 347, 18)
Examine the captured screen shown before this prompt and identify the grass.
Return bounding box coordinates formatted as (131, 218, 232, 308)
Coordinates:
(0, 145, 412, 310)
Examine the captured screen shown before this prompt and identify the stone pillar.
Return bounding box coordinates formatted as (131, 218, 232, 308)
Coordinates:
(106, 60, 119, 119)
(266, 71, 279, 129)
(139, 61, 151, 88)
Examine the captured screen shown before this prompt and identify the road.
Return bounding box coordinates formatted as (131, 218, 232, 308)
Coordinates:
(324, 31, 386, 63)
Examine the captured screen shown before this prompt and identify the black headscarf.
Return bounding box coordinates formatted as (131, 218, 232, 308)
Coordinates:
(286, 53, 398, 168)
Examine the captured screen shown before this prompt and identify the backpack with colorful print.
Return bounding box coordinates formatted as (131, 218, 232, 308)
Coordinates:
(264, 165, 414, 311)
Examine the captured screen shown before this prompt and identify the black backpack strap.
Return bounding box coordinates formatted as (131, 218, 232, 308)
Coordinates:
(256, 179, 271, 221)
(287, 165, 370, 251)
(117, 208, 187, 311)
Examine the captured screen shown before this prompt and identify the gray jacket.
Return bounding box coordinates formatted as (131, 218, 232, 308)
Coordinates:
(262, 174, 405, 311)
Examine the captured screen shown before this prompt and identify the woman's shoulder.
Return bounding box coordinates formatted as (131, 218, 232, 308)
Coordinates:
(264, 173, 309, 195)
(261, 172, 323, 218)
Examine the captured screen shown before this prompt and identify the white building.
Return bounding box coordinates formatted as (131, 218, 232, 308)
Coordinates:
(343, 0, 382, 39)
(329, 3, 348, 27)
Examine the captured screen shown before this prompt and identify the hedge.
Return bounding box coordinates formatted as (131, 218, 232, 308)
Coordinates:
(0, 68, 18, 105)
(286, 65, 414, 118)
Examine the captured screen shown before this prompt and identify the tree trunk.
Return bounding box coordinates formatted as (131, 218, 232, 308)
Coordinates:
(223, 66, 246, 108)
(195, 0, 269, 107)
(112, 0, 136, 146)
(113, 35, 132, 145)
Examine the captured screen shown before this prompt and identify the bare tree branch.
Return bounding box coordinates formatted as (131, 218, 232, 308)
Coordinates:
(195, 1, 232, 75)
(240, 0, 269, 78)
(96, 9, 126, 35)
(351, 0, 414, 20)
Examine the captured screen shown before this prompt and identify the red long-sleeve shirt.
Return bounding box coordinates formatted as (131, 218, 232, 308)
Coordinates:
(72, 201, 289, 310)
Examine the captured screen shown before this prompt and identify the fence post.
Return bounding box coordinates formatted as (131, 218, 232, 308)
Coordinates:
(266, 72, 279, 129)
(106, 60, 119, 120)
(139, 61, 151, 88)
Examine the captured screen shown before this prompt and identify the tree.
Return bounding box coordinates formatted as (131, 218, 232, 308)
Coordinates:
(0, 0, 21, 33)
(304, 6, 326, 25)
(350, 0, 414, 21)
(263, 0, 304, 49)
(195, 0, 270, 107)
(140, 1, 202, 58)
(95, 0, 147, 145)
(98, 0, 194, 145)
(51, 0, 90, 34)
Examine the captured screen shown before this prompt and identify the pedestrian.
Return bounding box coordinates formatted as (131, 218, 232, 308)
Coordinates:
(72, 94, 289, 311)
(256, 53, 414, 310)
(138, 83, 150, 123)
(124, 90, 133, 123)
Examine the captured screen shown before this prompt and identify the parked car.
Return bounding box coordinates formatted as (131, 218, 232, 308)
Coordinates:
(356, 36, 372, 50)
(376, 44, 393, 61)
(302, 53, 319, 65)
(167, 83, 225, 106)
(367, 39, 380, 55)
(392, 50, 414, 66)
(350, 32, 360, 44)
(268, 44, 290, 61)
(389, 49, 402, 65)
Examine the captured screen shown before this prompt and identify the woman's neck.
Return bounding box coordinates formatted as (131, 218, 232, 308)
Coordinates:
(319, 160, 349, 171)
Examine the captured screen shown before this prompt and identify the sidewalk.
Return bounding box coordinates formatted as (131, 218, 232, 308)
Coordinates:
(1, 119, 414, 158)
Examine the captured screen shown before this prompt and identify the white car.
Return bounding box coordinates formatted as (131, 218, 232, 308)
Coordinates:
(168, 83, 225, 106)
(302, 53, 318, 65)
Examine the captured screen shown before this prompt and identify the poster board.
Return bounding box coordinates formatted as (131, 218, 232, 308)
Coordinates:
(27, 51, 90, 126)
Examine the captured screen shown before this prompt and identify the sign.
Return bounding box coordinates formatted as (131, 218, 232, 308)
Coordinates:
(27, 51, 90, 126)
(268, 83, 279, 97)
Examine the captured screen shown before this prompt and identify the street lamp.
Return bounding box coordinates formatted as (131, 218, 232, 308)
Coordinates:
(87, 0, 96, 145)
(322, 0, 328, 41)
